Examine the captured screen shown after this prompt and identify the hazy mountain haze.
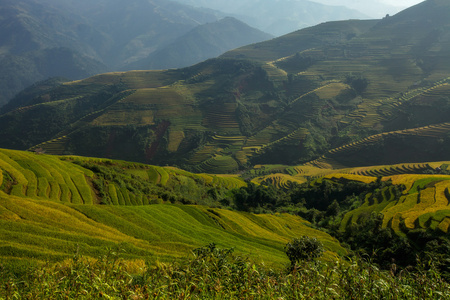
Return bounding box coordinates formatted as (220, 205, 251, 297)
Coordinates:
(304, 0, 424, 18)
(172, 0, 368, 35)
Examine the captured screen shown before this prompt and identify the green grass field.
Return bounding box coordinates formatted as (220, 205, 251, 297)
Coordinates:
(0, 194, 344, 266)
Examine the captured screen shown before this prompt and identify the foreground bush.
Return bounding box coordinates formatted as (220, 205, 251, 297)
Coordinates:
(1, 244, 449, 299)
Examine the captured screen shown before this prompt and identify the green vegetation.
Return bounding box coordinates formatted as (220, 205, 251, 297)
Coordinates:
(285, 236, 324, 266)
(0, 148, 449, 296)
(231, 172, 450, 276)
(1, 244, 448, 299)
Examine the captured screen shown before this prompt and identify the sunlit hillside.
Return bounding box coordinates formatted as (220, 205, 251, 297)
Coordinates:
(0, 148, 344, 265)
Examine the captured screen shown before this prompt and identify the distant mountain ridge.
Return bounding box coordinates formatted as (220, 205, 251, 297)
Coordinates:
(126, 17, 273, 70)
(172, 0, 368, 36)
(0, 0, 270, 107)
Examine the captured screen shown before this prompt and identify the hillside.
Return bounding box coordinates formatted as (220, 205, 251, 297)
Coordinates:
(0, 0, 109, 106)
(125, 17, 273, 70)
(0, 0, 271, 107)
(1, 147, 450, 270)
(248, 160, 450, 234)
(0, 148, 344, 265)
(1, 0, 450, 172)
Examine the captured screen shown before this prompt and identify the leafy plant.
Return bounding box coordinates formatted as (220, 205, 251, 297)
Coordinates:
(285, 236, 324, 267)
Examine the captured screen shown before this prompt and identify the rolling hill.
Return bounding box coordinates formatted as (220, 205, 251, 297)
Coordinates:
(1, 0, 450, 173)
(1, 147, 450, 268)
(0, 148, 345, 265)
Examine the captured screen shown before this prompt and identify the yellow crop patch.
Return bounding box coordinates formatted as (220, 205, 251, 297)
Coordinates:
(438, 217, 450, 233)
(314, 83, 350, 99)
(168, 131, 185, 153)
(323, 173, 377, 184)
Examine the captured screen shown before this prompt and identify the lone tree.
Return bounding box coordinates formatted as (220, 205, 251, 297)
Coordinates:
(285, 236, 324, 268)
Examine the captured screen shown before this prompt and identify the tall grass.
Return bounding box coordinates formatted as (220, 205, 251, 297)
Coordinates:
(1, 245, 448, 299)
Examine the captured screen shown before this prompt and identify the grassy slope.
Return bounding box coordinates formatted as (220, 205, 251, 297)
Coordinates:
(1, 146, 449, 266)
(0, 148, 344, 265)
(0, 194, 344, 266)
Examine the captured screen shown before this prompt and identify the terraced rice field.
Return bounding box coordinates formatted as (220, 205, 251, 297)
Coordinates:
(0, 195, 345, 265)
(337, 174, 450, 234)
(195, 155, 240, 174)
(0, 149, 248, 206)
(342, 77, 450, 129)
(202, 103, 240, 131)
(262, 63, 288, 82)
(0, 149, 95, 204)
(167, 131, 185, 153)
(252, 173, 306, 190)
(350, 163, 434, 177)
(3, 149, 345, 265)
(253, 169, 450, 235)
(307, 122, 450, 169)
(322, 173, 377, 184)
(189, 145, 216, 165)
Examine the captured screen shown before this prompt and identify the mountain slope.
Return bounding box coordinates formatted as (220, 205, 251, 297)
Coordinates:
(125, 17, 273, 70)
(172, 0, 368, 36)
(1, 0, 265, 107)
(0, 0, 109, 106)
(1, 0, 450, 171)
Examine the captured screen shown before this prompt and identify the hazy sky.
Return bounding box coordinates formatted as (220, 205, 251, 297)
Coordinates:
(312, 0, 425, 18)
(380, 0, 423, 7)
(381, 0, 422, 6)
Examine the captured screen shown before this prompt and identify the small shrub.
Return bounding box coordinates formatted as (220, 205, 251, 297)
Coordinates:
(285, 236, 324, 267)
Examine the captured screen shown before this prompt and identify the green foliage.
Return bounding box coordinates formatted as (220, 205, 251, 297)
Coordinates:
(285, 236, 324, 267)
(233, 183, 278, 211)
(345, 73, 369, 94)
(1, 246, 449, 299)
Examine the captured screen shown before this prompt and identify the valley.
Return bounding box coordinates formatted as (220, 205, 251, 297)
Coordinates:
(1, 0, 450, 298)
